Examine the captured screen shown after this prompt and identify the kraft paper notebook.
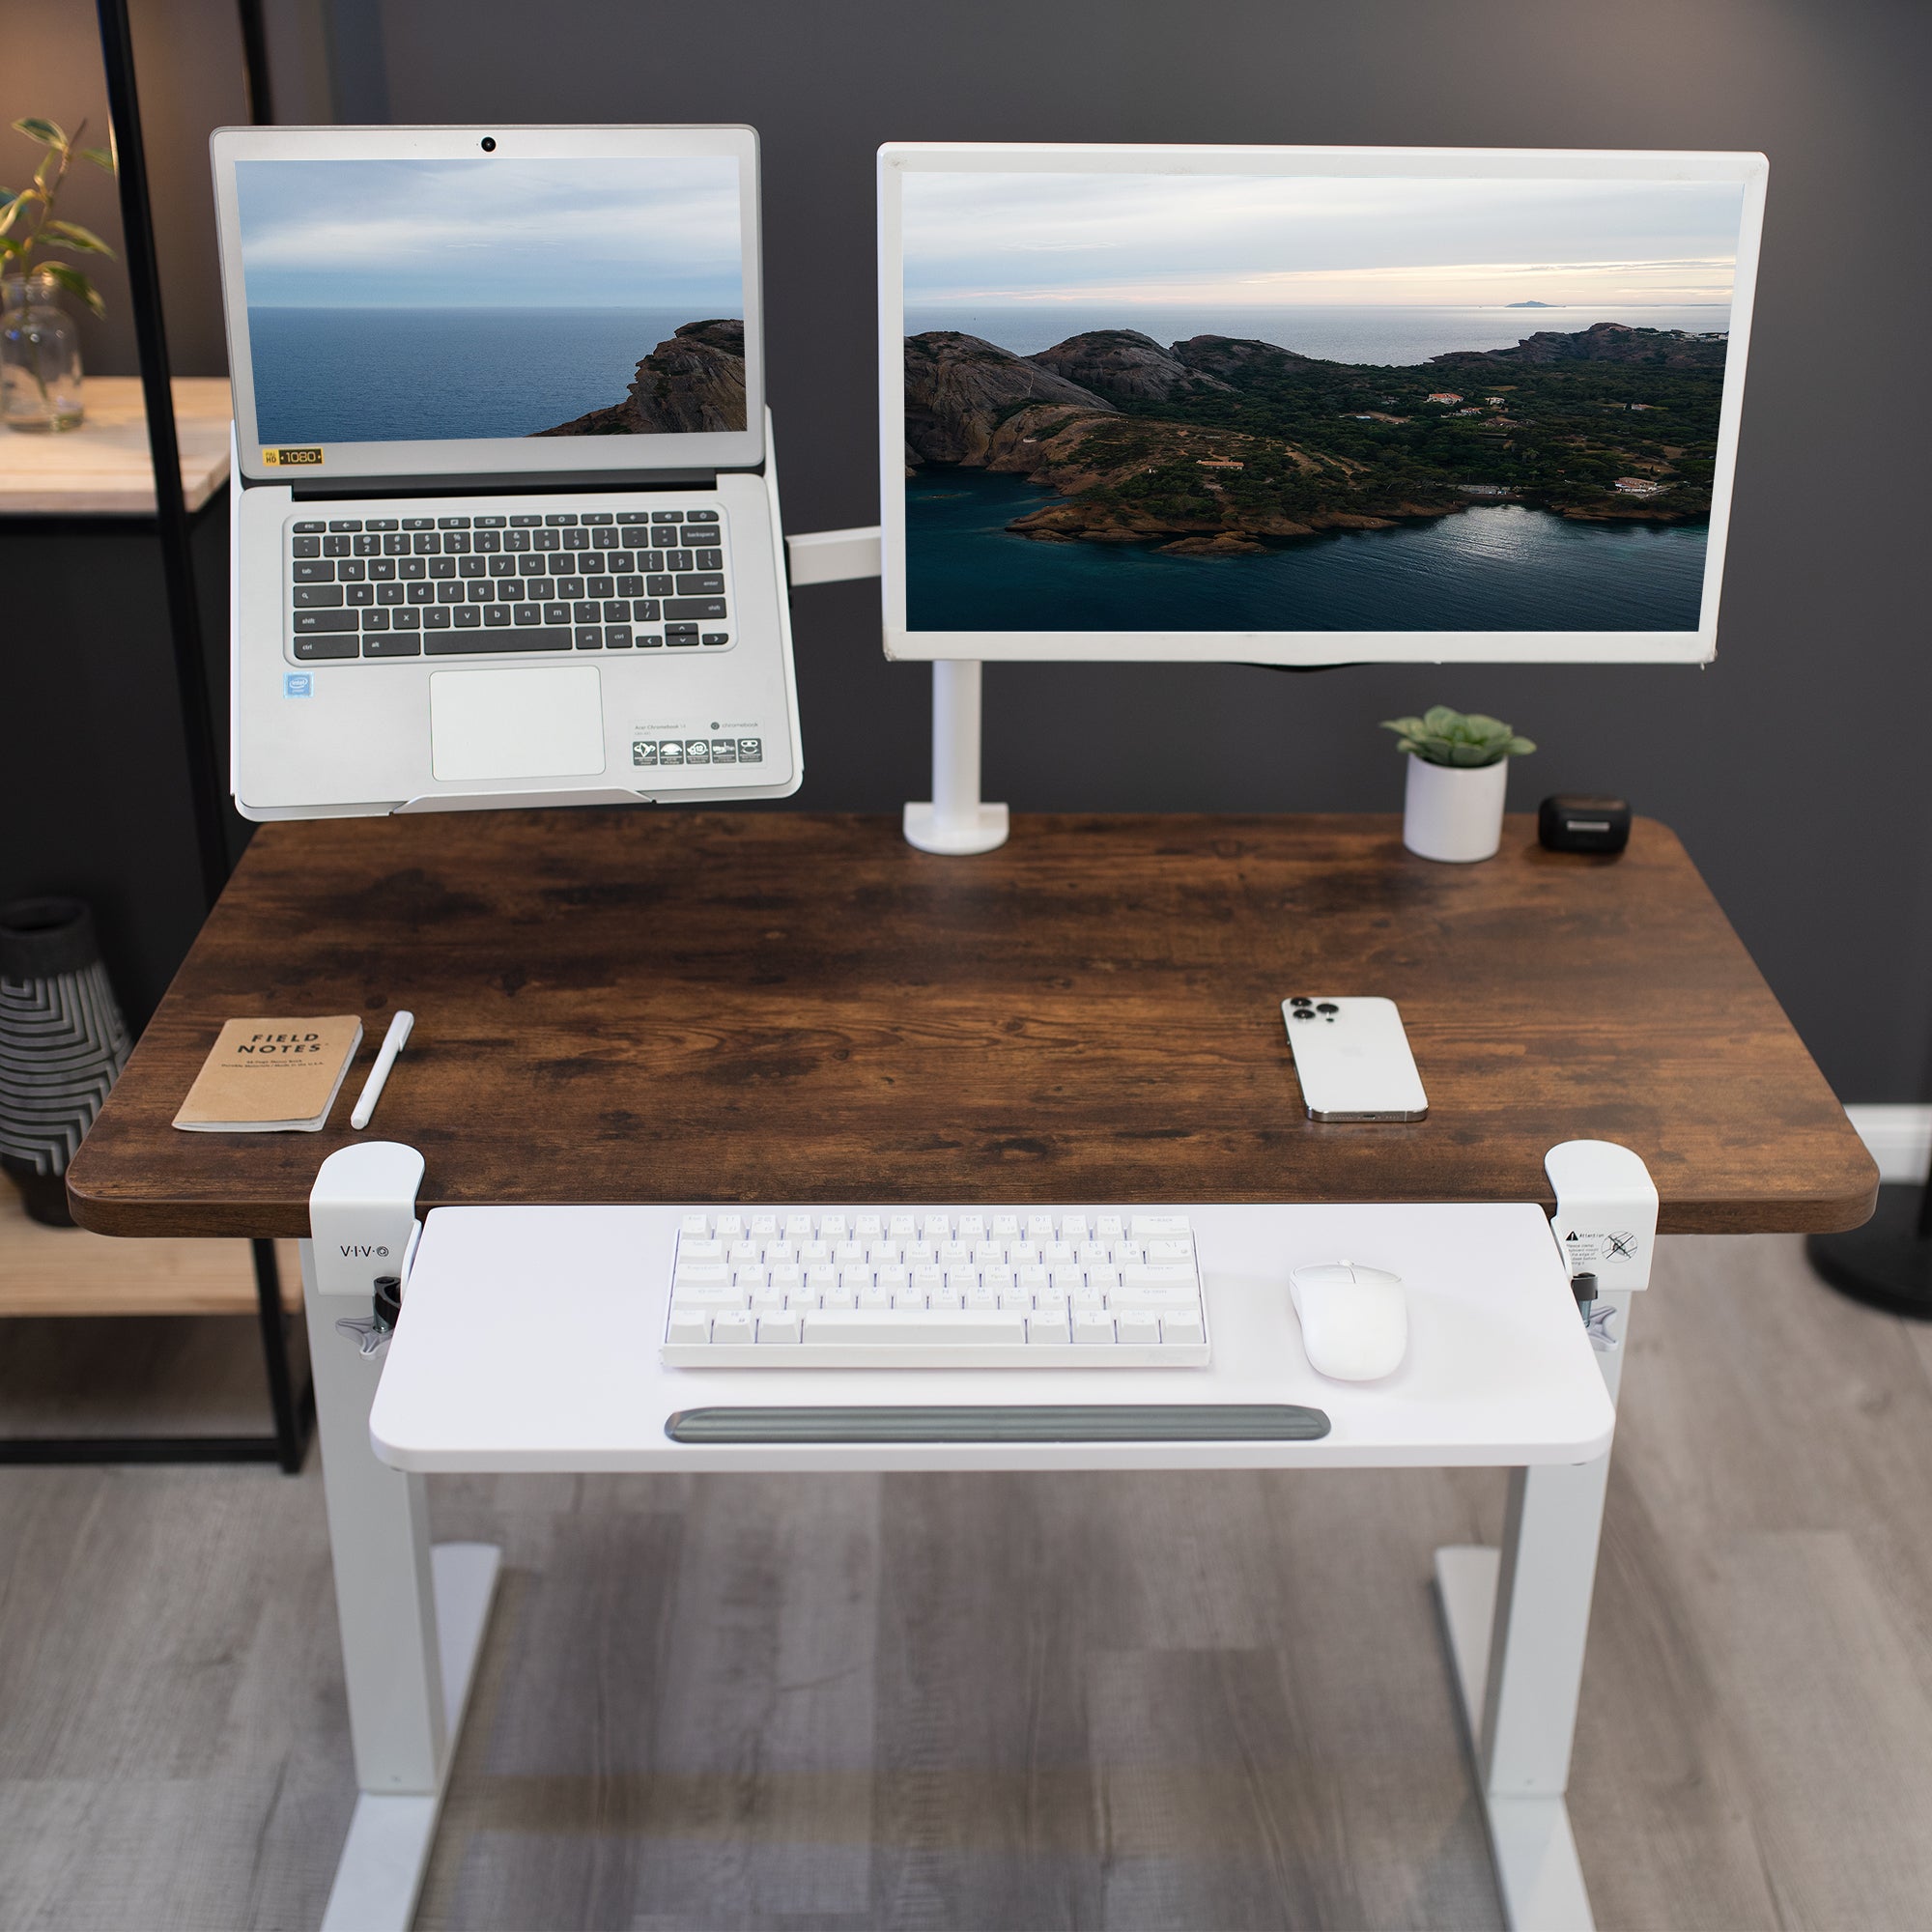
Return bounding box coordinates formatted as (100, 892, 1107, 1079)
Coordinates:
(173, 1016, 363, 1132)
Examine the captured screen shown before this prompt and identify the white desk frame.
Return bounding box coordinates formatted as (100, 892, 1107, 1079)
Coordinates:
(303, 1146, 1649, 1932)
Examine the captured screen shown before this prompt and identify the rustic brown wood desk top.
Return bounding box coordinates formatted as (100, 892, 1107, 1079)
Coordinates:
(66, 811, 1876, 1241)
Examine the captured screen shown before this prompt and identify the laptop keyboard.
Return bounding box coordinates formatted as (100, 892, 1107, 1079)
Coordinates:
(285, 504, 733, 663)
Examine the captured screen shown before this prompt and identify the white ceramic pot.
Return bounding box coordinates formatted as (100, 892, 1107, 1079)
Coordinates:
(1403, 753, 1509, 863)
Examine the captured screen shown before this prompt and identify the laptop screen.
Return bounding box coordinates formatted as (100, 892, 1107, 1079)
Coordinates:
(212, 128, 764, 483)
(233, 156, 746, 446)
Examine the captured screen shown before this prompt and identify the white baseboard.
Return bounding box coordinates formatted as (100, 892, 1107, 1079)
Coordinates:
(1845, 1105, 1932, 1184)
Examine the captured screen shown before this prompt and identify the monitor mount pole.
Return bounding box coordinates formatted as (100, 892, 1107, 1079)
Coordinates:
(783, 527, 1009, 856)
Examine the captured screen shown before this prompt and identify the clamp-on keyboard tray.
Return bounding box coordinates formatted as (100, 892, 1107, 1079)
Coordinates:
(368, 1202, 1614, 1474)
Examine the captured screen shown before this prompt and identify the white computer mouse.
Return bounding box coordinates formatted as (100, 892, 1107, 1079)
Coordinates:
(1289, 1260, 1408, 1381)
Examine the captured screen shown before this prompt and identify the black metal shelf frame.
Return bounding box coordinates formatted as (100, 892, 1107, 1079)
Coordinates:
(0, 2, 311, 1474)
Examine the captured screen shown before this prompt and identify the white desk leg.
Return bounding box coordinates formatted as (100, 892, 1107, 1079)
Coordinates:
(300, 1236, 500, 1932)
(1436, 1288, 1632, 1932)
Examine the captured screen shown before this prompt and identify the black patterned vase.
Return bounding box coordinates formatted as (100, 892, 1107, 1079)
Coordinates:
(0, 898, 130, 1227)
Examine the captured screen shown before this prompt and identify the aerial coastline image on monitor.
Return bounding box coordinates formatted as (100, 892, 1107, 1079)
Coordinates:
(901, 171, 1745, 632)
(236, 156, 747, 443)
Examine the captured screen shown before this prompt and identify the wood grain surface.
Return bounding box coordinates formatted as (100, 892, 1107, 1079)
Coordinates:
(0, 1183, 299, 1317)
(64, 811, 1875, 1241)
(0, 376, 232, 515)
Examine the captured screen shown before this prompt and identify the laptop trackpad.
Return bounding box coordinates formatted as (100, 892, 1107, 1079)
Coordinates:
(429, 666, 606, 781)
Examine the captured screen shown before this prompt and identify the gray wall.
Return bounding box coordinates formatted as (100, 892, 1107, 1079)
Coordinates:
(13, 0, 1931, 1100)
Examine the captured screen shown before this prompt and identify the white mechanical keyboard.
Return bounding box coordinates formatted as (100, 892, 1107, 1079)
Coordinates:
(661, 1208, 1210, 1368)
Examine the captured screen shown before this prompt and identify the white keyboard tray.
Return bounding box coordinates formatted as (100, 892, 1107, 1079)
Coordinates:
(368, 1202, 1614, 1474)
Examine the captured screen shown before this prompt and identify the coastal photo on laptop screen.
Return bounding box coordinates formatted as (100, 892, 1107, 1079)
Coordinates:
(901, 170, 1747, 632)
(236, 156, 747, 442)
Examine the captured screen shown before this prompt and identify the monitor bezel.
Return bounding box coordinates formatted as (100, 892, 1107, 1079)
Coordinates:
(879, 142, 1767, 666)
(213, 124, 765, 486)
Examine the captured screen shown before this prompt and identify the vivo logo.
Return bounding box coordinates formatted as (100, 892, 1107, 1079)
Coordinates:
(338, 1243, 391, 1259)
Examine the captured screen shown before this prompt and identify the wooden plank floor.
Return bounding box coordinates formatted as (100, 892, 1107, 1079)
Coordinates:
(4, 1234, 1932, 1930)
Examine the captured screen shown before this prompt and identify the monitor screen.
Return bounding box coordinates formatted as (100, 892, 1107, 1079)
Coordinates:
(234, 156, 746, 444)
(882, 147, 1765, 664)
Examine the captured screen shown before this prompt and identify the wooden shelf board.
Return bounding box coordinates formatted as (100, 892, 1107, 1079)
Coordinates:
(0, 1183, 298, 1317)
(0, 376, 233, 515)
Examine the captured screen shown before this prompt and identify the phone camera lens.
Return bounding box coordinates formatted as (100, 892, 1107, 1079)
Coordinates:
(480, 136, 497, 153)
(1315, 1002, 1339, 1013)
(1292, 1009, 1314, 1021)
(1290, 996, 1312, 1007)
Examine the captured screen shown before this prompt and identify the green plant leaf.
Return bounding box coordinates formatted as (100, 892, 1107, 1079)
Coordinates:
(36, 260, 104, 317)
(13, 117, 67, 148)
(80, 146, 115, 173)
(43, 218, 113, 256)
(1388, 703, 1529, 762)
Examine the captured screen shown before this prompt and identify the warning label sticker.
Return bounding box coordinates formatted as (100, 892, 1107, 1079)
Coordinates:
(1563, 1230, 1642, 1266)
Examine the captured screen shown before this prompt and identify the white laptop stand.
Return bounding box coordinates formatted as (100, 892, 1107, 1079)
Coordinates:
(301, 1140, 1652, 1931)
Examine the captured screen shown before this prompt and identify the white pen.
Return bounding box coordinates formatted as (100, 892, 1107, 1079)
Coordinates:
(350, 1009, 414, 1130)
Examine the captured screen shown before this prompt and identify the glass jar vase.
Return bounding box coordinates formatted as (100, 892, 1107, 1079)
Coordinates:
(1, 274, 84, 432)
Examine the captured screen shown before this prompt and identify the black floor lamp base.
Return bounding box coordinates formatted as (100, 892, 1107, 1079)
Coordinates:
(1807, 1186, 1932, 1319)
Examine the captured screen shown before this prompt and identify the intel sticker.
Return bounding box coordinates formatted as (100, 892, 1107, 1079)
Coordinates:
(284, 672, 313, 698)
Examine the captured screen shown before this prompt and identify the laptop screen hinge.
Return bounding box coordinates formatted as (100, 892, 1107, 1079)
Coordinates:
(285, 469, 718, 501)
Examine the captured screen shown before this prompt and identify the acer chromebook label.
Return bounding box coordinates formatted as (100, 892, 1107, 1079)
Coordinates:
(213, 124, 800, 819)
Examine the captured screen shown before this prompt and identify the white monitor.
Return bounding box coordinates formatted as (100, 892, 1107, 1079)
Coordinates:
(879, 143, 1766, 667)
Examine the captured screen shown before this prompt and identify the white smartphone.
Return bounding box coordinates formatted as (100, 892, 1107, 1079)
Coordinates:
(1281, 996, 1429, 1122)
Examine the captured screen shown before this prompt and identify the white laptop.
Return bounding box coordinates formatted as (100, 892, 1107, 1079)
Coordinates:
(210, 124, 801, 818)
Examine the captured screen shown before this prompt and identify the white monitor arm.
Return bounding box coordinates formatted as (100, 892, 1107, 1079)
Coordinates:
(785, 526, 1008, 855)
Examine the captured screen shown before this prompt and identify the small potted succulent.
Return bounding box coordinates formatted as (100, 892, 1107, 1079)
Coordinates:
(1381, 705, 1535, 863)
